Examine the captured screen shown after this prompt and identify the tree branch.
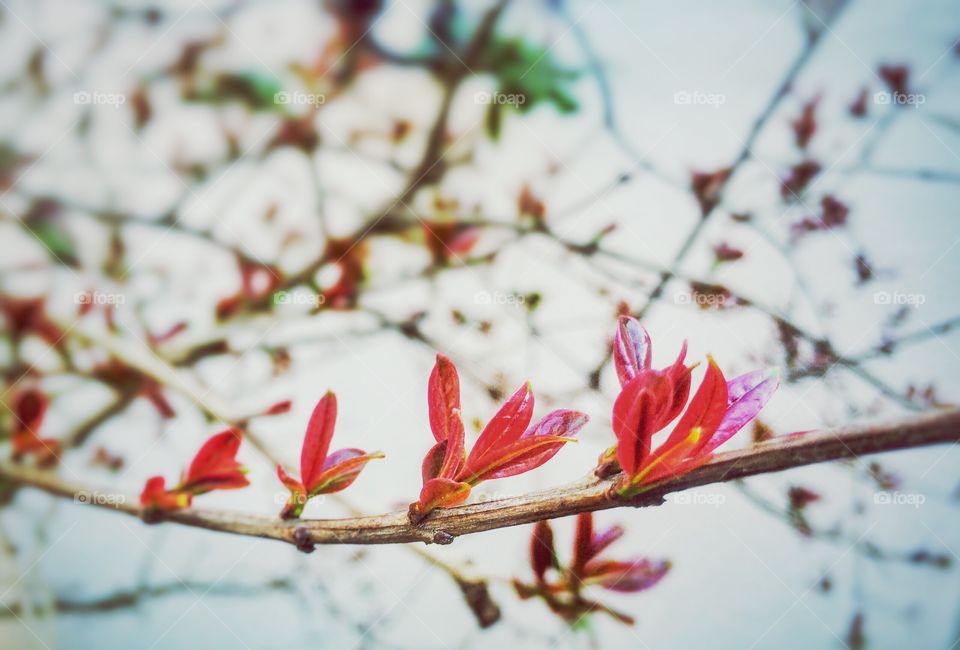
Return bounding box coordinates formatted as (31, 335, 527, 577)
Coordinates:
(2, 408, 957, 547)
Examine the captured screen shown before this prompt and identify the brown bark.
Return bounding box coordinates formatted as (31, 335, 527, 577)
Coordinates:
(2, 408, 957, 548)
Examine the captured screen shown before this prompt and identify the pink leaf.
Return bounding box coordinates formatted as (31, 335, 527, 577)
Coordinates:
(704, 368, 779, 453)
(310, 448, 384, 494)
(613, 316, 652, 386)
(583, 558, 671, 593)
(590, 524, 625, 560)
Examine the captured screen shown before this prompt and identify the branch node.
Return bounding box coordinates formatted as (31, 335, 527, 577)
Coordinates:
(431, 530, 455, 545)
(139, 508, 163, 525)
(407, 502, 427, 525)
(292, 526, 315, 553)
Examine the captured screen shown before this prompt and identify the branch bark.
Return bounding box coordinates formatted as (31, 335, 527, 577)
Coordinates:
(2, 408, 957, 548)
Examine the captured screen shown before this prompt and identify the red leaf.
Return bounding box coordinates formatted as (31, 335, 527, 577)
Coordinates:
(612, 371, 674, 475)
(278, 392, 380, 516)
(277, 464, 304, 494)
(411, 477, 471, 521)
(13, 388, 48, 435)
(461, 409, 584, 482)
(781, 160, 821, 199)
(139, 476, 191, 511)
(301, 392, 337, 490)
(141, 380, 176, 419)
(691, 168, 731, 216)
(263, 400, 292, 416)
(879, 64, 910, 95)
(518, 184, 546, 221)
(662, 357, 728, 453)
(571, 513, 594, 573)
(421, 440, 449, 482)
(10, 389, 59, 465)
(531, 520, 557, 582)
(428, 355, 465, 478)
(13, 433, 60, 467)
(661, 342, 692, 424)
(849, 87, 868, 117)
(631, 447, 713, 487)
(277, 464, 307, 519)
(713, 242, 744, 263)
(788, 486, 821, 509)
(467, 382, 534, 465)
(791, 98, 818, 149)
(428, 355, 462, 441)
(182, 429, 248, 493)
(821, 195, 849, 227)
(183, 471, 250, 493)
(149, 321, 188, 345)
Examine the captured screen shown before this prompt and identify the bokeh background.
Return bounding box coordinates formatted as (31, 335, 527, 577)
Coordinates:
(1, 0, 959, 648)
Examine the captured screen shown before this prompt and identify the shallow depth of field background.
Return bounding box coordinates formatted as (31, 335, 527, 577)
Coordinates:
(1, 0, 959, 648)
